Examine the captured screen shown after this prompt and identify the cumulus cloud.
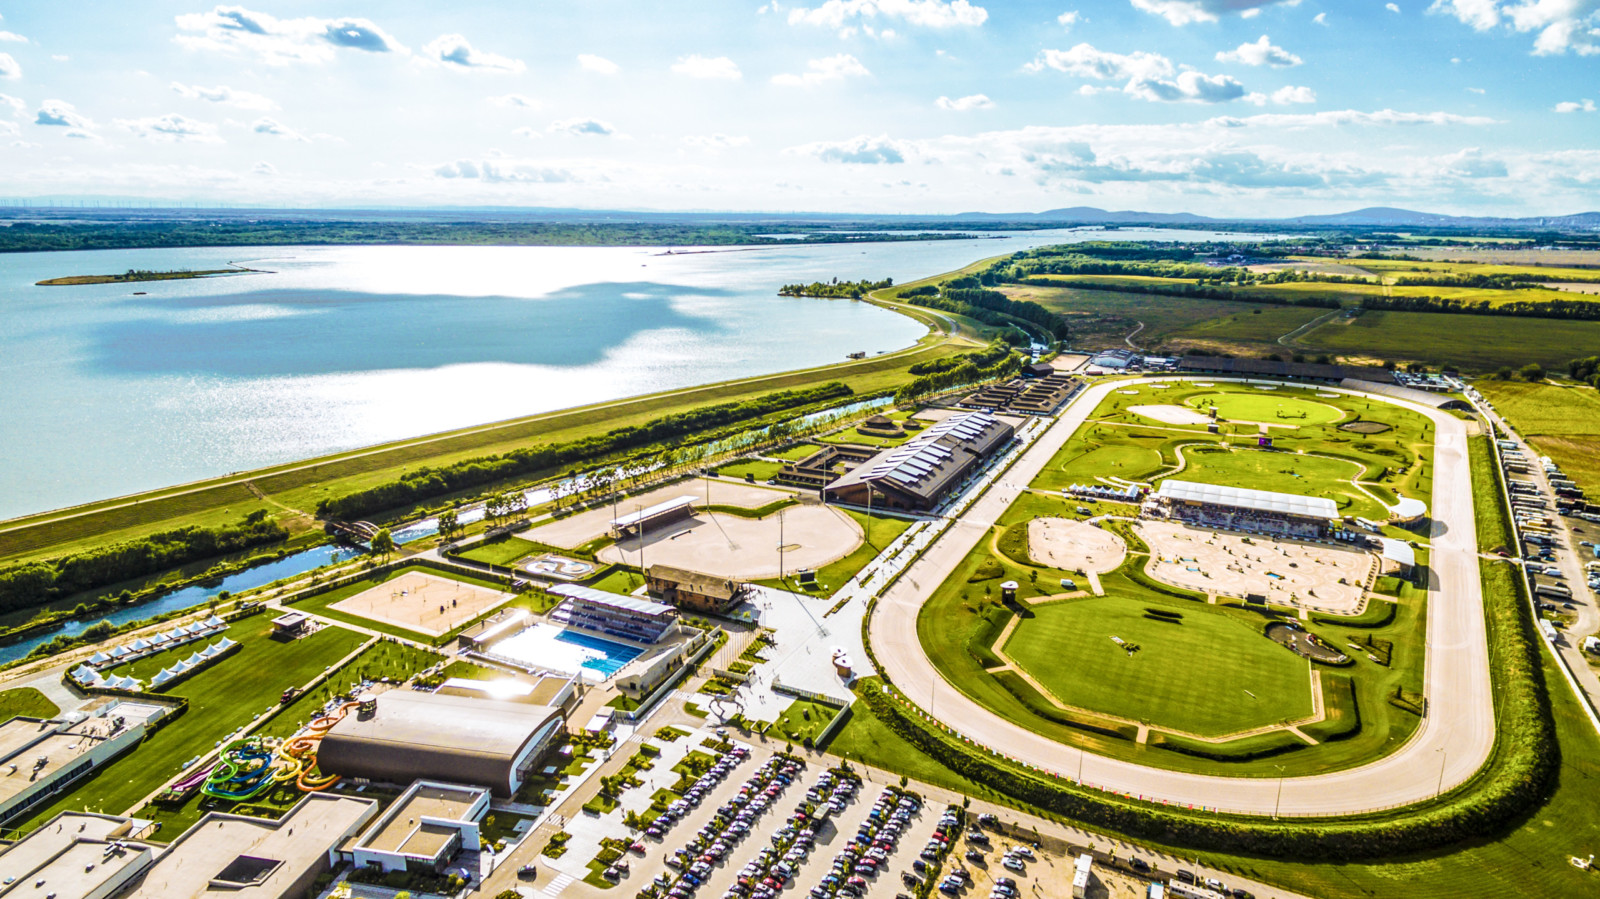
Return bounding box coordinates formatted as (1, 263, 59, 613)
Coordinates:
(0, 30, 26, 43)
(936, 93, 994, 110)
(683, 132, 751, 150)
(1131, 0, 1300, 26)
(0, 52, 20, 79)
(1058, 10, 1082, 28)
(432, 158, 577, 182)
(35, 99, 92, 128)
(116, 112, 222, 142)
(549, 117, 615, 136)
(422, 34, 526, 72)
(671, 54, 742, 79)
(772, 53, 871, 85)
(1387, 3, 1400, 12)
(174, 6, 407, 64)
(1030, 44, 1245, 103)
(489, 94, 540, 108)
(1441, 146, 1508, 177)
(1314, 11, 1327, 24)
(253, 161, 278, 175)
(1206, 107, 1498, 127)
(785, 0, 989, 30)
(1430, 0, 1600, 55)
(0, 92, 23, 115)
(792, 134, 907, 164)
(1556, 98, 1597, 112)
(171, 82, 277, 110)
(1216, 35, 1302, 66)
(251, 116, 308, 141)
(1247, 84, 1316, 104)
(578, 53, 619, 74)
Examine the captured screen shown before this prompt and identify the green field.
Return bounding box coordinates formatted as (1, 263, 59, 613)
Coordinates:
(715, 459, 785, 481)
(457, 535, 543, 567)
(0, 686, 60, 721)
(1163, 448, 1385, 518)
(817, 426, 916, 448)
(1297, 310, 1600, 370)
(1187, 392, 1345, 425)
(1003, 285, 1292, 354)
(1477, 379, 1600, 495)
(1003, 598, 1312, 736)
(767, 443, 823, 462)
(16, 613, 367, 827)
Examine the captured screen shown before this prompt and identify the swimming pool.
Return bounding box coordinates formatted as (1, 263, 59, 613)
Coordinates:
(488, 623, 642, 679)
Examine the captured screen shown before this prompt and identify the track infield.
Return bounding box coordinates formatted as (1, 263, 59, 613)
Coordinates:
(327, 570, 513, 637)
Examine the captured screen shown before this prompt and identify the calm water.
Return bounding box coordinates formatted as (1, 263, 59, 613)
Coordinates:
(0, 228, 1268, 519)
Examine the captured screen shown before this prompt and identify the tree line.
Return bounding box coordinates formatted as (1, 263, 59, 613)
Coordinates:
(0, 513, 289, 614)
(778, 277, 893, 298)
(1360, 293, 1600, 320)
(314, 382, 854, 520)
(1020, 275, 1343, 308)
(895, 276, 1069, 340)
(895, 344, 1021, 405)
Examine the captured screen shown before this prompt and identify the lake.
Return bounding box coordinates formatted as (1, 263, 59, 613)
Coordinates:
(0, 227, 1266, 519)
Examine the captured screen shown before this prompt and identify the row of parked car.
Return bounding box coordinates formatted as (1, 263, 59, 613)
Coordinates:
(641, 745, 777, 899)
(806, 785, 919, 899)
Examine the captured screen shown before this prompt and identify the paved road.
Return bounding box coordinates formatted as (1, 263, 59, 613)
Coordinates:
(870, 377, 1495, 816)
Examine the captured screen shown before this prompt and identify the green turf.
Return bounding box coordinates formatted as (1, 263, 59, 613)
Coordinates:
(589, 566, 646, 596)
(0, 686, 60, 721)
(106, 635, 240, 682)
(767, 699, 840, 745)
(766, 443, 823, 462)
(16, 615, 367, 828)
(1186, 392, 1345, 426)
(714, 459, 784, 481)
(1003, 598, 1313, 736)
(456, 535, 542, 567)
(817, 426, 915, 448)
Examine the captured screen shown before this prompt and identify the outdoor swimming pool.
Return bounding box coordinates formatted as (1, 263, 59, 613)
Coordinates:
(488, 623, 642, 678)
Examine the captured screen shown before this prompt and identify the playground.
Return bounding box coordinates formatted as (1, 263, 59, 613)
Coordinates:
(1135, 519, 1373, 614)
(328, 570, 512, 638)
(598, 504, 863, 581)
(526, 477, 798, 548)
(1026, 517, 1126, 574)
(195, 700, 359, 801)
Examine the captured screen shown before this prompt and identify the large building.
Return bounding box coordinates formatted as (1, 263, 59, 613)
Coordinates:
(823, 410, 1015, 512)
(610, 495, 696, 538)
(348, 781, 489, 875)
(318, 691, 565, 797)
(548, 584, 680, 642)
(1154, 479, 1340, 540)
(646, 564, 750, 615)
(0, 699, 172, 826)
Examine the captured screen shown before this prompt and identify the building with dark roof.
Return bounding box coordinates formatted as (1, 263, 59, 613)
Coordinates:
(610, 496, 697, 538)
(1177, 355, 1397, 384)
(646, 564, 749, 614)
(823, 411, 1014, 512)
(318, 691, 564, 797)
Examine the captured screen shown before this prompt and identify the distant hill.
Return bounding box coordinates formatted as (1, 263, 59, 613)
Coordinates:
(1276, 207, 1600, 229)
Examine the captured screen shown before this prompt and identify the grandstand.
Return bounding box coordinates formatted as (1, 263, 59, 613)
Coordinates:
(610, 496, 696, 538)
(1152, 480, 1339, 540)
(547, 584, 679, 644)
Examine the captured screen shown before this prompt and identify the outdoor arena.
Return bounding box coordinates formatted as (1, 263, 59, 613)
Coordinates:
(327, 570, 513, 637)
(1134, 519, 1373, 614)
(1027, 518, 1127, 573)
(597, 505, 863, 580)
(525, 477, 798, 549)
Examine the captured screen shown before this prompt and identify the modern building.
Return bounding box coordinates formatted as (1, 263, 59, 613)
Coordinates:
(0, 700, 172, 826)
(823, 411, 1014, 512)
(348, 781, 489, 875)
(1177, 355, 1398, 384)
(774, 444, 877, 490)
(645, 565, 750, 615)
(0, 812, 157, 899)
(318, 691, 565, 797)
(958, 375, 1080, 415)
(1377, 537, 1416, 576)
(1153, 479, 1340, 540)
(610, 495, 697, 538)
(548, 584, 680, 642)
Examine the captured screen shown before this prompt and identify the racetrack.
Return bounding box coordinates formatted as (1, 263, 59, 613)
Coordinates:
(869, 376, 1493, 816)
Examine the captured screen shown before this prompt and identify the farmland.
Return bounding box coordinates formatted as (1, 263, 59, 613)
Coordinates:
(1476, 379, 1600, 494)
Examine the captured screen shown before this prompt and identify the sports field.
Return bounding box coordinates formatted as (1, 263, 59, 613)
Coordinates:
(1187, 392, 1344, 426)
(328, 570, 511, 637)
(598, 504, 863, 580)
(1002, 597, 1313, 737)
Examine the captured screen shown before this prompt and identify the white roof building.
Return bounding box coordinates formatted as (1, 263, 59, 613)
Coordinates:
(1156, 479, 1340, 520)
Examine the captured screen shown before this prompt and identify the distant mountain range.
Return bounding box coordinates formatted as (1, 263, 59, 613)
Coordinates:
(949, 205, 1600, 230)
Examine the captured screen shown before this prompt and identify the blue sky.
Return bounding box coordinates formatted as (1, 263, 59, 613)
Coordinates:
(0, 1, 1595, 216)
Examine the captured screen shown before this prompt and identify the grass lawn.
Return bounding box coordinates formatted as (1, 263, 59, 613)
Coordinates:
(1469, 435, 1516, 554)
(1003, 597, 1313, 736)
(1476, 379, 1600, 495)
(767, 699, 840, 745)
(457, 535, 543, 567)
(1162, 447, 1384, 519)
(758, 509, 912, 594)
(286, 564, 511, 642)
(1172, 305, 1332, 349)
(106, 634, 241, 682)
(590, 566, 646, 595)
(818, 426, 915, 448)
(767, 443, 822, 462)
(16, 615, 367, 828)
(715, 459, 784, 482)
(0, 686, 59, 721)
(259, 641, 443, 739)
(1185, 392, 1345, 425)
(1031, 440, 1170, 491)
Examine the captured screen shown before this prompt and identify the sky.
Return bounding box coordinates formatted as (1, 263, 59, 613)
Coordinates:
(0, 0, 1595, 217)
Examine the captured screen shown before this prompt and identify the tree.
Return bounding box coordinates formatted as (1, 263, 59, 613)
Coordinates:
(437, 509, 460, 541)
(1519, 362, 1545, 382)
(370, 528, 394, 556)
(1494, 366, 1514, 380)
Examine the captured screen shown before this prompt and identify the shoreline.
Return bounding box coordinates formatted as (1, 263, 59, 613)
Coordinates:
(35, 264, 268, 286)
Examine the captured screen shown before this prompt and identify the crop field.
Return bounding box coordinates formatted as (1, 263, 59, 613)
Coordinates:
(16, 613, 367, 828)
(1294, 309, 1600, 370)
(1166, 304, 1333, 351)
(1003, 597, 1313, 736)
(1477, 380, 1600, 494)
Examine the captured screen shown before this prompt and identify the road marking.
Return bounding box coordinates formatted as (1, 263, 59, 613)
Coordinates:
(542, 872, 575, 896)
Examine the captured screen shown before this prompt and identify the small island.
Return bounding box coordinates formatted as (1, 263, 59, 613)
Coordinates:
(778, 277, 893, 298)
(36, 265, 264, 286)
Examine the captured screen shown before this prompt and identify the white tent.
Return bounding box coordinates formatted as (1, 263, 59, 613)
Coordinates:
(199, 643, 221, 659)
(163, 628, 183, 642)
(205, 615, 226, 628)
(129, 638, 150, 652)
(109, 645, 130, 658)
(89, 651, 110, 666)
(82, 672, 105, 687)
(151, 669, 174, 686)
(214, 637, 236, 650)
(185, 652, 204, 667)
(115, 676, 141, 690)
(171, 659, 192, 674)
(73, 664, 98, 681)
(149, 632, 169, 645)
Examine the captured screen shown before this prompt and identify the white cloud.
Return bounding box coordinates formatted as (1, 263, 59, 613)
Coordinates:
(0, 52, 20, 79)
(171, 82, 278, 110)
(1314, 11, 1328, 23)
(791, 134, 907, 164)
(1216, 35, 1302, 66)
(174, 6, 407, 65)
(1030, 44, 1245, 103)
(683, 133, 751, 150)
(549, 117, 615, 136)
(1387, 3, 1400, 12)
(1555, 98, 1597, 112)
(1130, 0, 1300, 26)
(1246, 84, 1317, 104)
(252, 116, 308, 141)
(671, 54, 742, 79)
(422, 34, 526, 72)
(0, 92, 22, 115)
(936, 93, 994, 110)
(785, 1, 989, 30)
(1206, 107, 1498, 127)
(1440, 146, 1508, 177)
(1430, 0, 1600, 56)
(578, 53, 619, 74)
(490, 94, 540, 109)
(1467, 86, 1486, 93)
(253, 161, 278, 175)
(116, 112, 222, 142)
(51, 54, 68, 62)
(1058, 11, 1082, 28)
(772, 53, 871, 85)
(35, 99, 92, 128)
(0, 31, 26, 43)
(432, 158, 577, 182)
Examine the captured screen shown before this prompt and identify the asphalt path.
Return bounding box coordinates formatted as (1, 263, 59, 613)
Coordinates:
(869, 376, 1495, 816)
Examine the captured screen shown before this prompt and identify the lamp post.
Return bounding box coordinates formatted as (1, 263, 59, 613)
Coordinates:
(1273, 764, 1286, 819)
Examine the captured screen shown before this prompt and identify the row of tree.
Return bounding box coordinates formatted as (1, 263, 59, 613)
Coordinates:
(1020, 275, 1343, 308)
(894, 345, 1021, 405)
(778, 277, 894, 298)
(1360, 293, 1600, 320)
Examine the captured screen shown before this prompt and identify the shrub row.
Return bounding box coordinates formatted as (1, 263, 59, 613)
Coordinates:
(315, 382, 852, 520)
(1361, 293, 1600, 321)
